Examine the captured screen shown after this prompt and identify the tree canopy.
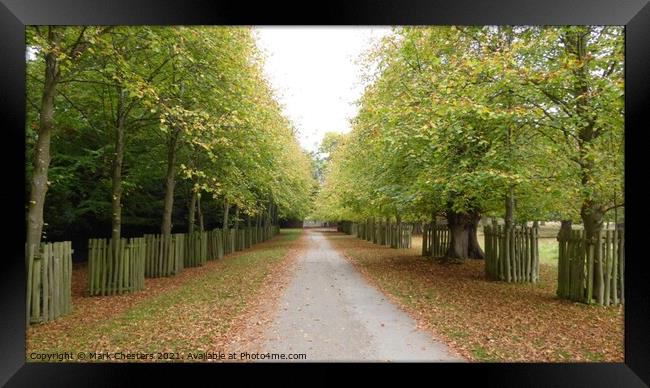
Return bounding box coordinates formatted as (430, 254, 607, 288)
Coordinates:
(313, 26, 623, 258)
(26, 26, 315, 242)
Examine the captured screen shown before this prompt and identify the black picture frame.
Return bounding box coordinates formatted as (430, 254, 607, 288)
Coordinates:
(1, 0, 648, 386)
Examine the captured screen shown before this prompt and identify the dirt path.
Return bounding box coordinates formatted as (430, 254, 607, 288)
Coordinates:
(260, 229, 463, 362)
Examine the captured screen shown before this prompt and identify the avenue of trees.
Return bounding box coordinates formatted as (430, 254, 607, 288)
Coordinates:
(26, 26, 315, 253)
(313, 26, 624, 260)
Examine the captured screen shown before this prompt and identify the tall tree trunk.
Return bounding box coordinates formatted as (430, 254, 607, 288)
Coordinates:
(614, 193, 618, 227)
(561, 27, 609, 302)
(223, 199, 230, 229)
(504, 87, 515, 229)
(446, 210, 484, 260)
(581, 203, 604, 240)
(233, 206, 240, 230)
(558, 220, 572, 239)
(26, 29, 60, 257)
(569, 27, 605, 241)
(265, 201, 271, 228)
(581, 203, 605, 302)
(197, 193, 204, 232)
(161, 127, 180, 256)
(446, 211, 470, 260)
(188, 188, 197, 235)
(110, 89, 127, 256)
(505, 186, 515, 229)
(468, 213, 485, 259)
(267, 203, 272, 226)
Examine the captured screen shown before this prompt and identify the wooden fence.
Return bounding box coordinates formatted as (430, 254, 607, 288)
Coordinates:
(557, 229, 624, 306)
(373, 222, 390, 245)
(235, 228, 245, 251)
(244, 227, 253, 249)
(222, 228, 234, 255)
(356, 223, 366, 240)
(27, 242, 73, 324)
(86, 226, 279, 297)
(338, 221, 352, 234)
(389, 224, 413, 249)
(366, 220, 375, 242)
(186, 231, 208, 268)
(88, 237, 146, 296)
(484, 225, 539, 283)
(422, 224, 450, 257)
(143, 234, 184, 277)
(341, 221, 413, 249)
(207, 229, 224, 260)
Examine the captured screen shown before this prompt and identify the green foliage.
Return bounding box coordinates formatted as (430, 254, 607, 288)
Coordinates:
(26, 26, 315, 239)
(314, 26, 623, 225)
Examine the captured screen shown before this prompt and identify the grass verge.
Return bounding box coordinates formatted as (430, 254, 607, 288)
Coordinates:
(27, 229, 303, 362)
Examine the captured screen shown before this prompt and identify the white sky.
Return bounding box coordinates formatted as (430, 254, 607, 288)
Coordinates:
(254, 26, 392, 153)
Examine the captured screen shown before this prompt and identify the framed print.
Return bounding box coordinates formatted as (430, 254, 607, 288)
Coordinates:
(1, 0, 649, 386)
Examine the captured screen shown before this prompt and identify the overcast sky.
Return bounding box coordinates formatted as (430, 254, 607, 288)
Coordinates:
(253, 27, 391, 153)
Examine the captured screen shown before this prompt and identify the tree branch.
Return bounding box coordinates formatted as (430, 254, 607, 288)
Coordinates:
(66, 26, 88, 59)
(57, 90, 101, 133)
(603, 202, 624, 214)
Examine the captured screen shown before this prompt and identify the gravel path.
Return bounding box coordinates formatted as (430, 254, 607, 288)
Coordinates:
(260, 229, 464, 362)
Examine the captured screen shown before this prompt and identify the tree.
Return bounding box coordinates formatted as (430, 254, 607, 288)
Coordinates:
(315, 26, 623, 263)
(25, 26, 112, 257)
(26, 26, 315, 252)
(513, 26, 624, 239)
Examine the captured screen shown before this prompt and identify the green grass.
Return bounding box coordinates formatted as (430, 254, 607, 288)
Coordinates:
(556, 349, 573, 360)
(471, 345, 498, 361)
(582, 350, 606, 362)
(538, 238, 559, 266)
(446, 328, 469, 340)
(477, 233, 559, 267)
